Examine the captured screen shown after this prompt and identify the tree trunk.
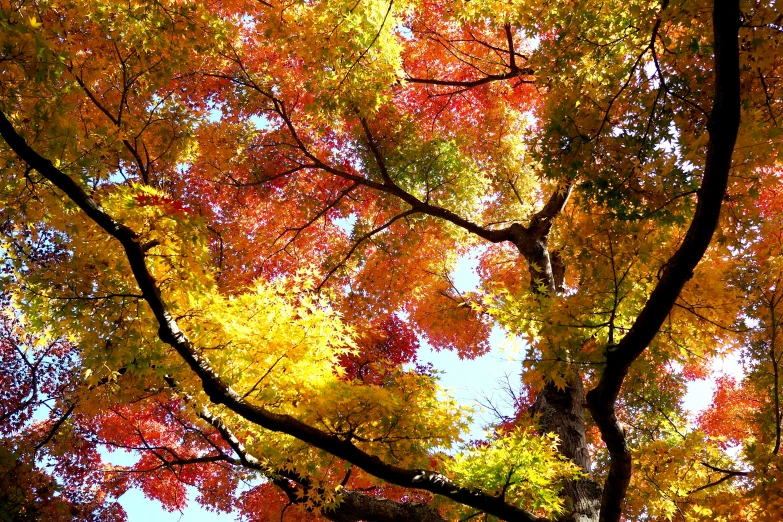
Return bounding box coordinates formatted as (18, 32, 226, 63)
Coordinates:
(531, 372, 602, 522)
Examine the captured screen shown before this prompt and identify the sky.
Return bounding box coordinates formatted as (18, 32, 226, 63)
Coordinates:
(115, 251, 738, 520)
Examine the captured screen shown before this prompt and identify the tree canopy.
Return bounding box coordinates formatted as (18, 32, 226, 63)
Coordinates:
(0, 0, 782, 520)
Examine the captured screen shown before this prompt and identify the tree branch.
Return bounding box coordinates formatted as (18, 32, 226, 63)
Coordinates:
(585, 2, 741, 521)
(0, 111, 545, 522)
(198, 396, 447, 522)
(406, 67, 534, 89)
(33, 402, 77, 455)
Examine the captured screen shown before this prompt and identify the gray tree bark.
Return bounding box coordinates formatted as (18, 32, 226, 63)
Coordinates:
(531, 374, 602, 522)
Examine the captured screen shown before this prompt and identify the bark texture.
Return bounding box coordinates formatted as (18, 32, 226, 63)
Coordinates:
(324, 492, 447, 522)
(532, 376, 601, 522)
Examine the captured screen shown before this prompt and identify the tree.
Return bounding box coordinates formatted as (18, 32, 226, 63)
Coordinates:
(0, 0, 781, 520)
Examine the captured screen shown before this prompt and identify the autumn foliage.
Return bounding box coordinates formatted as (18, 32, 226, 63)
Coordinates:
(0, 0, 782, 521)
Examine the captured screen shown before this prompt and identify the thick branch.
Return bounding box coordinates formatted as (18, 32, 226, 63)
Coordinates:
(406, 67, 534, 88)
(196, 382, 448, 522)
(324, 492, 447, 522)
(509, 184, 573, 294)
(0, 111, 544, 522)
(585, 2, 740, 521)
